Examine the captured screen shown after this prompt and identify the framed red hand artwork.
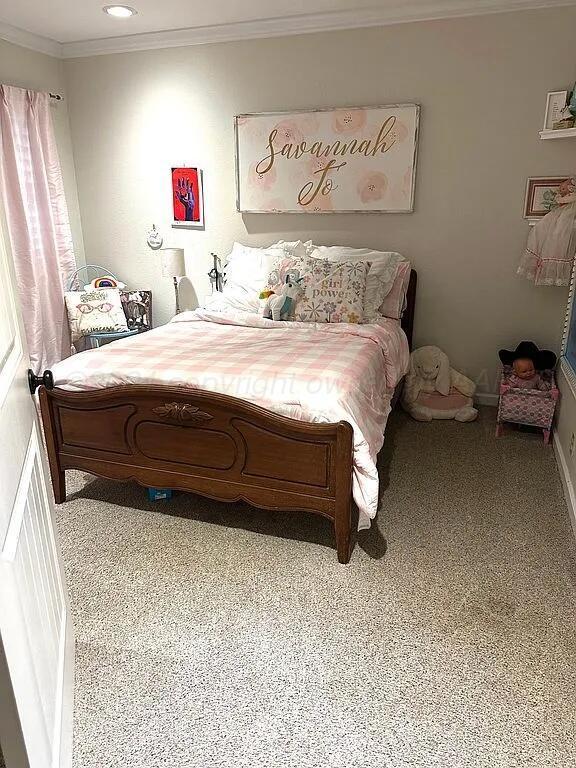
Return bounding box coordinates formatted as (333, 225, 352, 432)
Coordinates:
(172, 167, 204, 228)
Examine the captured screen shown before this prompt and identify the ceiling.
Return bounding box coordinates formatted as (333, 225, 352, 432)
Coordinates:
(0, 0, 574, 58)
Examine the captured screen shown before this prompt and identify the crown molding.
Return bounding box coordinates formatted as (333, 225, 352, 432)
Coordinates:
(0, 21, 62, 58)
(59, 0, 576, 58)
(1, 0, 575, 60)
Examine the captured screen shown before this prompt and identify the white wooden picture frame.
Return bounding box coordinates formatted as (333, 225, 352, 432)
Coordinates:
(543, 90, 568, 131)
(235, 104, 420, 214)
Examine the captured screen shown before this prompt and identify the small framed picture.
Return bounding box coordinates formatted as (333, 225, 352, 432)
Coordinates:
(172, 167, 204, 228)
(524, 176, 571, 219)
(542, 91, 568, 130)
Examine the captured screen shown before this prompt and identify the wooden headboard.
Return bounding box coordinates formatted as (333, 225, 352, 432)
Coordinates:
(401, 269, 417, 351)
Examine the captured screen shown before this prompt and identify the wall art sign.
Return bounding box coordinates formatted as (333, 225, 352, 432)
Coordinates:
(234, 104, 420, 214)
(172, 167, 204, 227)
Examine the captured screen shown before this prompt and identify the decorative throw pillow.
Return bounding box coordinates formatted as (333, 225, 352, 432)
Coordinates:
(378, 261, 411, 319)
(295, 259, 368, 323)
(65, 288, 129, 342)
(262, 254, 306, 295)
(309, 246, 406, 319)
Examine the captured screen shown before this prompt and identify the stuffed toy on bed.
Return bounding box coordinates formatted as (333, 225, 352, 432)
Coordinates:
(401, 345, 478, 422)
(260, 271, 304, 321)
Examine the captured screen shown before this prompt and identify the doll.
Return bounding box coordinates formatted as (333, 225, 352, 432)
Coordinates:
(498, 342, 556, 391)
(508, 358, 543, 390)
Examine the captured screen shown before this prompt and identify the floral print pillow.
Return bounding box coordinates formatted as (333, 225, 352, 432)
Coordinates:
(263, 254, 306, 295)
(308, 246, 406, 319)
(295, 259, 368, 324)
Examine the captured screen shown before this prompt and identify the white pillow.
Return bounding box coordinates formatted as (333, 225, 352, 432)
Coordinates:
(203, 291, 260, 314)
(223, 243, 289, 299)
(65, 288, 128, 342)
(269, 239, 314, 259)
(379, 260, 412, 319)
(309, 246, 407, 320)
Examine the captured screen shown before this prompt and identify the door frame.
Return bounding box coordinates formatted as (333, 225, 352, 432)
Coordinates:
(0, 185, 74, 768)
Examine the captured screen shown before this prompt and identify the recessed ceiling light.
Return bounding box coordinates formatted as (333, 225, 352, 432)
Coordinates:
(103, 5, 137, 18)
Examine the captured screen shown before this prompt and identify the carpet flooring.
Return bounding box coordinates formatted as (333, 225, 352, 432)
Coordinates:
(56, 407, 576, 768)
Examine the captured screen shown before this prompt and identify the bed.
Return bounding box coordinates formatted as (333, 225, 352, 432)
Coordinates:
(33, 270, 416, 564)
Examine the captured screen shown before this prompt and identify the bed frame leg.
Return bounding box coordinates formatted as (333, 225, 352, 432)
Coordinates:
(38, 387, 67, 504)
(334, 507, 352, 564)
(52, 470, 66, 504)
(334, 422, 354, 564)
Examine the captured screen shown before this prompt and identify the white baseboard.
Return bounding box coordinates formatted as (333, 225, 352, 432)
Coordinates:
(475, 392, 499, 407)
(553, 431, 576, 539)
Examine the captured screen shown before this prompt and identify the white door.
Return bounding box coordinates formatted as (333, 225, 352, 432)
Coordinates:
(0, 197, 74, 766)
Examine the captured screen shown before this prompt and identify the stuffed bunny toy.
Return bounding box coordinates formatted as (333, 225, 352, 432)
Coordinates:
(401, 345, 478, 422)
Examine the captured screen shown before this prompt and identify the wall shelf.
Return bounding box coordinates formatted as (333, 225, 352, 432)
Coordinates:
(539, 127, 576, 140)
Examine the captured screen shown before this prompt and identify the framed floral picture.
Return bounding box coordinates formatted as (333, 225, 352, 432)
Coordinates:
(172, 167, 204, 228)
(523, 176, 572, 219)
(234, 104, 420, 213)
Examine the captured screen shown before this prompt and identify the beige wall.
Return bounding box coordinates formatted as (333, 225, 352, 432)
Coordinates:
(63, 7, 576, 392)
(0, 39, 85, 268)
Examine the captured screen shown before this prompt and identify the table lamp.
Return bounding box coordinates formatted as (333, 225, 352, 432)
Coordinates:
(160, 248, 185, 314)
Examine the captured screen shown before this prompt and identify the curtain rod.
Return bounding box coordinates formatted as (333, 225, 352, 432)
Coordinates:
(1, 83, 64, 100)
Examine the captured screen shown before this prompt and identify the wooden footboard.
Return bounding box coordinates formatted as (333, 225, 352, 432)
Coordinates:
(38, 385, 356, 563)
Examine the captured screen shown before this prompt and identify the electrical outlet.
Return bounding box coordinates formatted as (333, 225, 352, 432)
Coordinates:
(570, 433, 575, 456)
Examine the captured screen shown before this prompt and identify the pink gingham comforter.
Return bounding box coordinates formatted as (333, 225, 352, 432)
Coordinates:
(51, 309, 409, 529)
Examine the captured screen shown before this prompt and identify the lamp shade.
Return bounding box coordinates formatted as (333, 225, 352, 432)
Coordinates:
(160, 248, 185, 278)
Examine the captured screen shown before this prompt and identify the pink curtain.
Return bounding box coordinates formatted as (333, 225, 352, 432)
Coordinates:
(0, 85, 76, 372)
